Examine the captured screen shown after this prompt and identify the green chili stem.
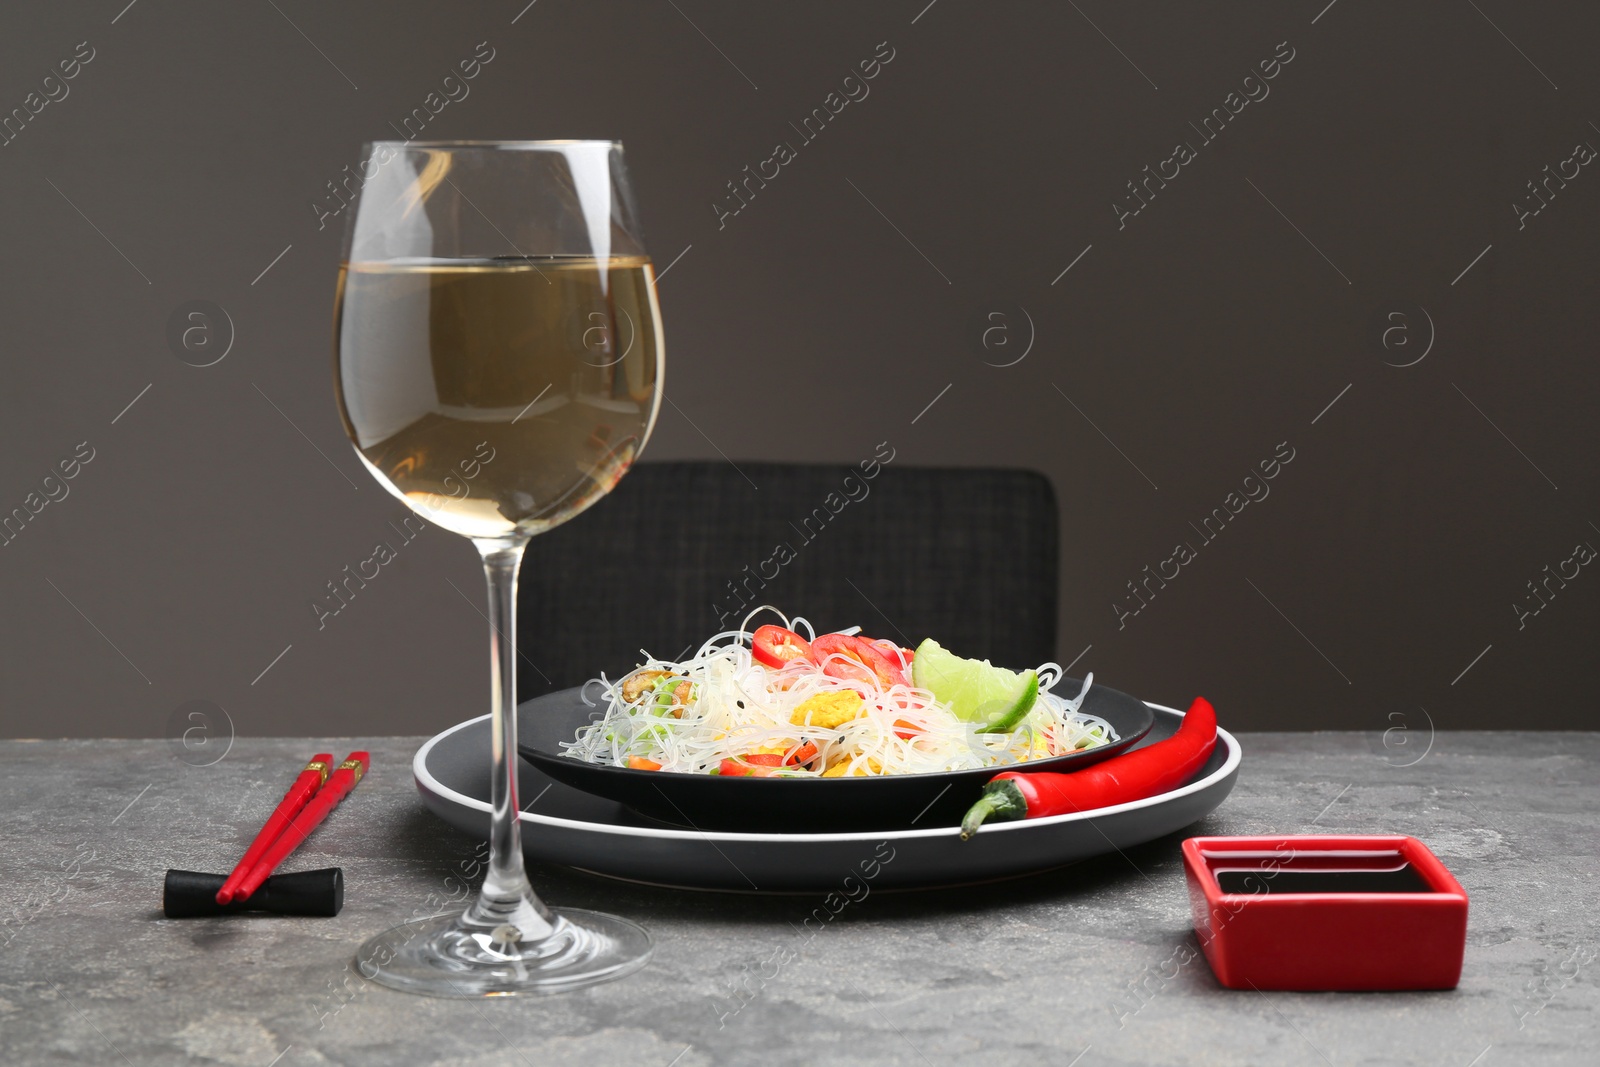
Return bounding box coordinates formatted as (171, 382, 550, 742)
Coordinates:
(959, 779, 1029, 840)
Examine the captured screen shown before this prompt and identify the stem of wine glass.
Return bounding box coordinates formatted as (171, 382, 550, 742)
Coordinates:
(465, 536, 555, 938)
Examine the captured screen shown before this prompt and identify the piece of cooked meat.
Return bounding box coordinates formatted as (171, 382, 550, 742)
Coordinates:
(669, 680, 692, 718)
(621, 669, 671, 704)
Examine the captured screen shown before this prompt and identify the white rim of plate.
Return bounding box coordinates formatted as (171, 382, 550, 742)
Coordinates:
(412, 701, 1242, 843)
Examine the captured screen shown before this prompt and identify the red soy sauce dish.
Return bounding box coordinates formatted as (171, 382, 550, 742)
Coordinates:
(1181, 835, 1469, 991)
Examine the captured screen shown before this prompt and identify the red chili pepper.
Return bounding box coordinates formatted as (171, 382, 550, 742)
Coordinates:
(626, 756, 662, 771)
(959, 696, 1218, 839)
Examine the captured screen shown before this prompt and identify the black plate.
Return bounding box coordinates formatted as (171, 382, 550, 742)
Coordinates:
(517, 677, 1156, 832)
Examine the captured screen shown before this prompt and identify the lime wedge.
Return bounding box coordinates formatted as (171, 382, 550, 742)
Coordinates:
(911, 639, 1039, 733)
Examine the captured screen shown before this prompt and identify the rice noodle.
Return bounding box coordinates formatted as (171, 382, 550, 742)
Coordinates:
(561, 606, 1115, 776)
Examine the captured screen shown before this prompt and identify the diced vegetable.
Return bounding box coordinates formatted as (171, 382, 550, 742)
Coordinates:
(718, 755, 782, 777)
(786, 741, 819, 766)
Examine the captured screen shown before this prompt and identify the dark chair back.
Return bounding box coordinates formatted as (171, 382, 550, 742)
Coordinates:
(517, 460, 1058, 697)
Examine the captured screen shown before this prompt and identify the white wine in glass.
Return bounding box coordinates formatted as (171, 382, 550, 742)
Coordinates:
(334, 142, 662, 997)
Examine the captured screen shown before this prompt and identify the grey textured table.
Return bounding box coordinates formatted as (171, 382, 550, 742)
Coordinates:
(1, 733, 1595, 1066)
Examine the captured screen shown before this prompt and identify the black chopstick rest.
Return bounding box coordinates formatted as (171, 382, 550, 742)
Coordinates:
(163, 868, 344, 918)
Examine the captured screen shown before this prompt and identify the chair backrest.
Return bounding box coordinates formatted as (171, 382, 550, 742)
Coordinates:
(517, 460, 1059, 697)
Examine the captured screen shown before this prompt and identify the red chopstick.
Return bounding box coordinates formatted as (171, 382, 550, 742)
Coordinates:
(216, 754, 332, 905)
(231, 752, 370, 903)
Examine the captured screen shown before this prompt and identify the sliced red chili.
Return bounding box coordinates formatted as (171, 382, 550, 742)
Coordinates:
(751, 625, 813, 668)
(869, 638, 915, 670)
(809, 634, 908, 690)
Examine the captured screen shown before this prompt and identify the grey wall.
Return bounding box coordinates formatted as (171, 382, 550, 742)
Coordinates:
(2, 1, 1595, 740)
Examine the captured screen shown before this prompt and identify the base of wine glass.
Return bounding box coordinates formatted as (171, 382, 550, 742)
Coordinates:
(353, 908, 653, 998)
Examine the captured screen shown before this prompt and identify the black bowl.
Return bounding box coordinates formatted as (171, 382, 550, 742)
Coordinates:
(517, 677, 1156, 832)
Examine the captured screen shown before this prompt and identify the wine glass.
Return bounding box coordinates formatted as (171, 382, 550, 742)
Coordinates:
(333, 140, 661, 996)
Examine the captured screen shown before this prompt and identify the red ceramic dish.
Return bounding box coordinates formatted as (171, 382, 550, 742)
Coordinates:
(1181, 835, 1468, 991)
